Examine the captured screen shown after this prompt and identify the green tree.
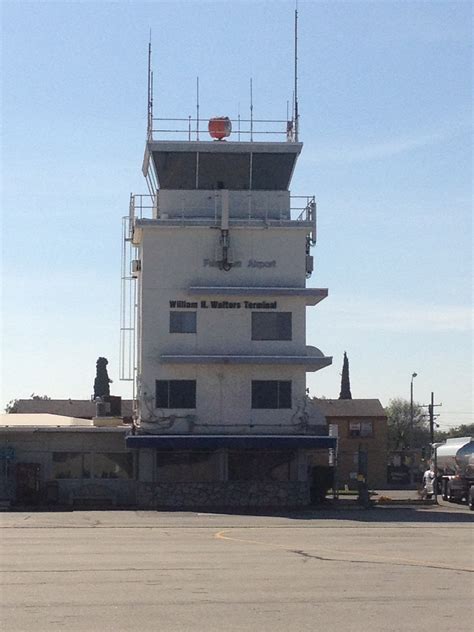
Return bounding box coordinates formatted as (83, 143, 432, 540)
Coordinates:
(5, 393, 50, 413)
(435, 423, 474, 443)
(5, 399, 19, 413)
(339, 352, 352, 400)
(386, 397, 429, 451)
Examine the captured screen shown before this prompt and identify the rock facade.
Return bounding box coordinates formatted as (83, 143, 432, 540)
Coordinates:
(137, 481, 310, 509)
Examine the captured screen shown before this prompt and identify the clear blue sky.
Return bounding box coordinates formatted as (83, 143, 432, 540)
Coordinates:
(1, 1, 472, 428)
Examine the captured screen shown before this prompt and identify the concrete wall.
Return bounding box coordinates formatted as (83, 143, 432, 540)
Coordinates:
(140, 225, 307, 290)
(157, 189, 291, 219)
(137, 223, 322, 430)
(139, 365, 307, 431)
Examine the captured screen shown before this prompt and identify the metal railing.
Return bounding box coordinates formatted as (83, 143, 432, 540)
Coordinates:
(128, 193, 315, 226)
(150, 116, 296, 143)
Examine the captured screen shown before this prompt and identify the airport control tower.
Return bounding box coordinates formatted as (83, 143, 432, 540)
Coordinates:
(121, 44, 335, 508)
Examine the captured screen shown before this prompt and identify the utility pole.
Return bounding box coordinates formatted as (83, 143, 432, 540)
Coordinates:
(409, 372, 417, 485)
(427, 391, 442, 451)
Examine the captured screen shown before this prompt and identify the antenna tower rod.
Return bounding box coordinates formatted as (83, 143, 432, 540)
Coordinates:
(250, 78, 254, 142)
(147, 34, 153, 139)
(196, 77, 200, 140)
(294, 6, 299, 142)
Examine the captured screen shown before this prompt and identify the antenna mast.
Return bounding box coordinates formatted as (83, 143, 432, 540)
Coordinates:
(196, 77, 200, 140)
(294, 5, 299, 142)
(147, 33, 154, 140)
(250, 78, 254, 142)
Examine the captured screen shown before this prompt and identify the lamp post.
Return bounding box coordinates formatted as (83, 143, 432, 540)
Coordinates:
(409, 372, 418, 485)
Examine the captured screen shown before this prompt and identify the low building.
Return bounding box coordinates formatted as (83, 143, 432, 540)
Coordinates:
(0, 414, 135, 507)
(313, 399, 388, 489)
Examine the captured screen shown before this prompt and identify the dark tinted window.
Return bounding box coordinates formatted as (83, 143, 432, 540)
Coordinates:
(170, 311, 197, 333)
(251, 381, 292, 409)
(252, 312, 292, 340)
(228, 450, 293, 481)
(156, 380, 196, 408)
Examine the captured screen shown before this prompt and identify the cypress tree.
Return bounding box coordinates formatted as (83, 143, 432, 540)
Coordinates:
(339, 351, 352, 400)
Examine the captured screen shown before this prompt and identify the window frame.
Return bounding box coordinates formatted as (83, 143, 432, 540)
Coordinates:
(92, 452, 134, 480)
(348, 420, 374, 438)
(251, 311, 292, 341)
(156, 450, 219, 482)
(228, 449, 294, 482)
(52, 452, 91, 480)
(169, 311, 197, 334)
(251, 380, 292, 409)
(155, 379, 197, 409)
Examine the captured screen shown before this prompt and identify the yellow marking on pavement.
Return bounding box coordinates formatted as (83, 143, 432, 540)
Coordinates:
(214, 529, 473, 573)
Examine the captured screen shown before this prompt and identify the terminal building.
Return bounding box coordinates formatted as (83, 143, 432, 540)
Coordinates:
(121, 105, 336, 508)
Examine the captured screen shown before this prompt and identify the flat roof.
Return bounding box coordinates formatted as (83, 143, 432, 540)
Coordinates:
(0, 414, 128, 432)
(312, 399, 387, 418)
(0, 413, 94, 427)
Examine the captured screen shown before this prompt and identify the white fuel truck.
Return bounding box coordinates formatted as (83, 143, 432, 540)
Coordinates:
(436, 437, 474, 510)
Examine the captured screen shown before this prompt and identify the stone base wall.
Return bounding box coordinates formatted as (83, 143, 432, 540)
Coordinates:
(137, 481, 310, 509)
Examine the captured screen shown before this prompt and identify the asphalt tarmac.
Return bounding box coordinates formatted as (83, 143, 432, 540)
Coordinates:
(1, 505, 472, 631)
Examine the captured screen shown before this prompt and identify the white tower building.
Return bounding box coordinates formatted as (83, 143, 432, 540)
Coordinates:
(123, 105, 335, 508)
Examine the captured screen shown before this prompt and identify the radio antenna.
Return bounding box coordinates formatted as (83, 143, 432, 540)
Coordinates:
(147, 31, 154, 140)
(294, 5, 299, 141)
(250, 78, 254, 141)
(196, 76, 200, 140)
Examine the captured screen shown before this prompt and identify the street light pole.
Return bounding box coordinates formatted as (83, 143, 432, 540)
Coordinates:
(410, 372, 418, 485)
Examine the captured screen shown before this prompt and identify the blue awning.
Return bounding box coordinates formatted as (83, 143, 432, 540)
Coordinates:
(126, 434, 337, 450)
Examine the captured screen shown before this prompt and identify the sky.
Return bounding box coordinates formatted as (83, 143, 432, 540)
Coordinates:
(1, 0, 472, 429)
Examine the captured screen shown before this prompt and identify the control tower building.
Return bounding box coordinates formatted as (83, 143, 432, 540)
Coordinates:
(123, 91, 335, 508)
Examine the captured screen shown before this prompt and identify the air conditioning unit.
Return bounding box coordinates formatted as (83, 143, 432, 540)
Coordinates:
(131, 259, 141, 276)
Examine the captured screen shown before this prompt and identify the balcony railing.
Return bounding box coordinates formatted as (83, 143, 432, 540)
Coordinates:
(129, 193, 314, 222)
(149, 116, 297, 143)
(127, 192, 316, 245)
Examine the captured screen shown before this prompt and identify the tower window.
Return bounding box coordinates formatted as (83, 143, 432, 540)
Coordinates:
(170, 311, 197, 333)
(251, 312, 292, 340)
(155, 380, 196, 409)
(251, 381, 292, 409)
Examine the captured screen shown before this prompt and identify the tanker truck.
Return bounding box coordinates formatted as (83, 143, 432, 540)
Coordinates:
(436, 437, 474, 510)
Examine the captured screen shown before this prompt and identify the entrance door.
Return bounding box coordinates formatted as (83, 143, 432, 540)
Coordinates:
(16, 463, 41, 504)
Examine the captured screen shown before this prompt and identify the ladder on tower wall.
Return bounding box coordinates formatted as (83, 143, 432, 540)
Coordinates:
(119, 196, 137, 390)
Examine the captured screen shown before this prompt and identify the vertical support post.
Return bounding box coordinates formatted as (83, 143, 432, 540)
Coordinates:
(429, 391, 435, 447)
(294, 7, 299, 142)
(248, 152, 253, 220)
(250, 78, 253, 142)
(409, 372, 417, 486)
(196, 76, 200, 140)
